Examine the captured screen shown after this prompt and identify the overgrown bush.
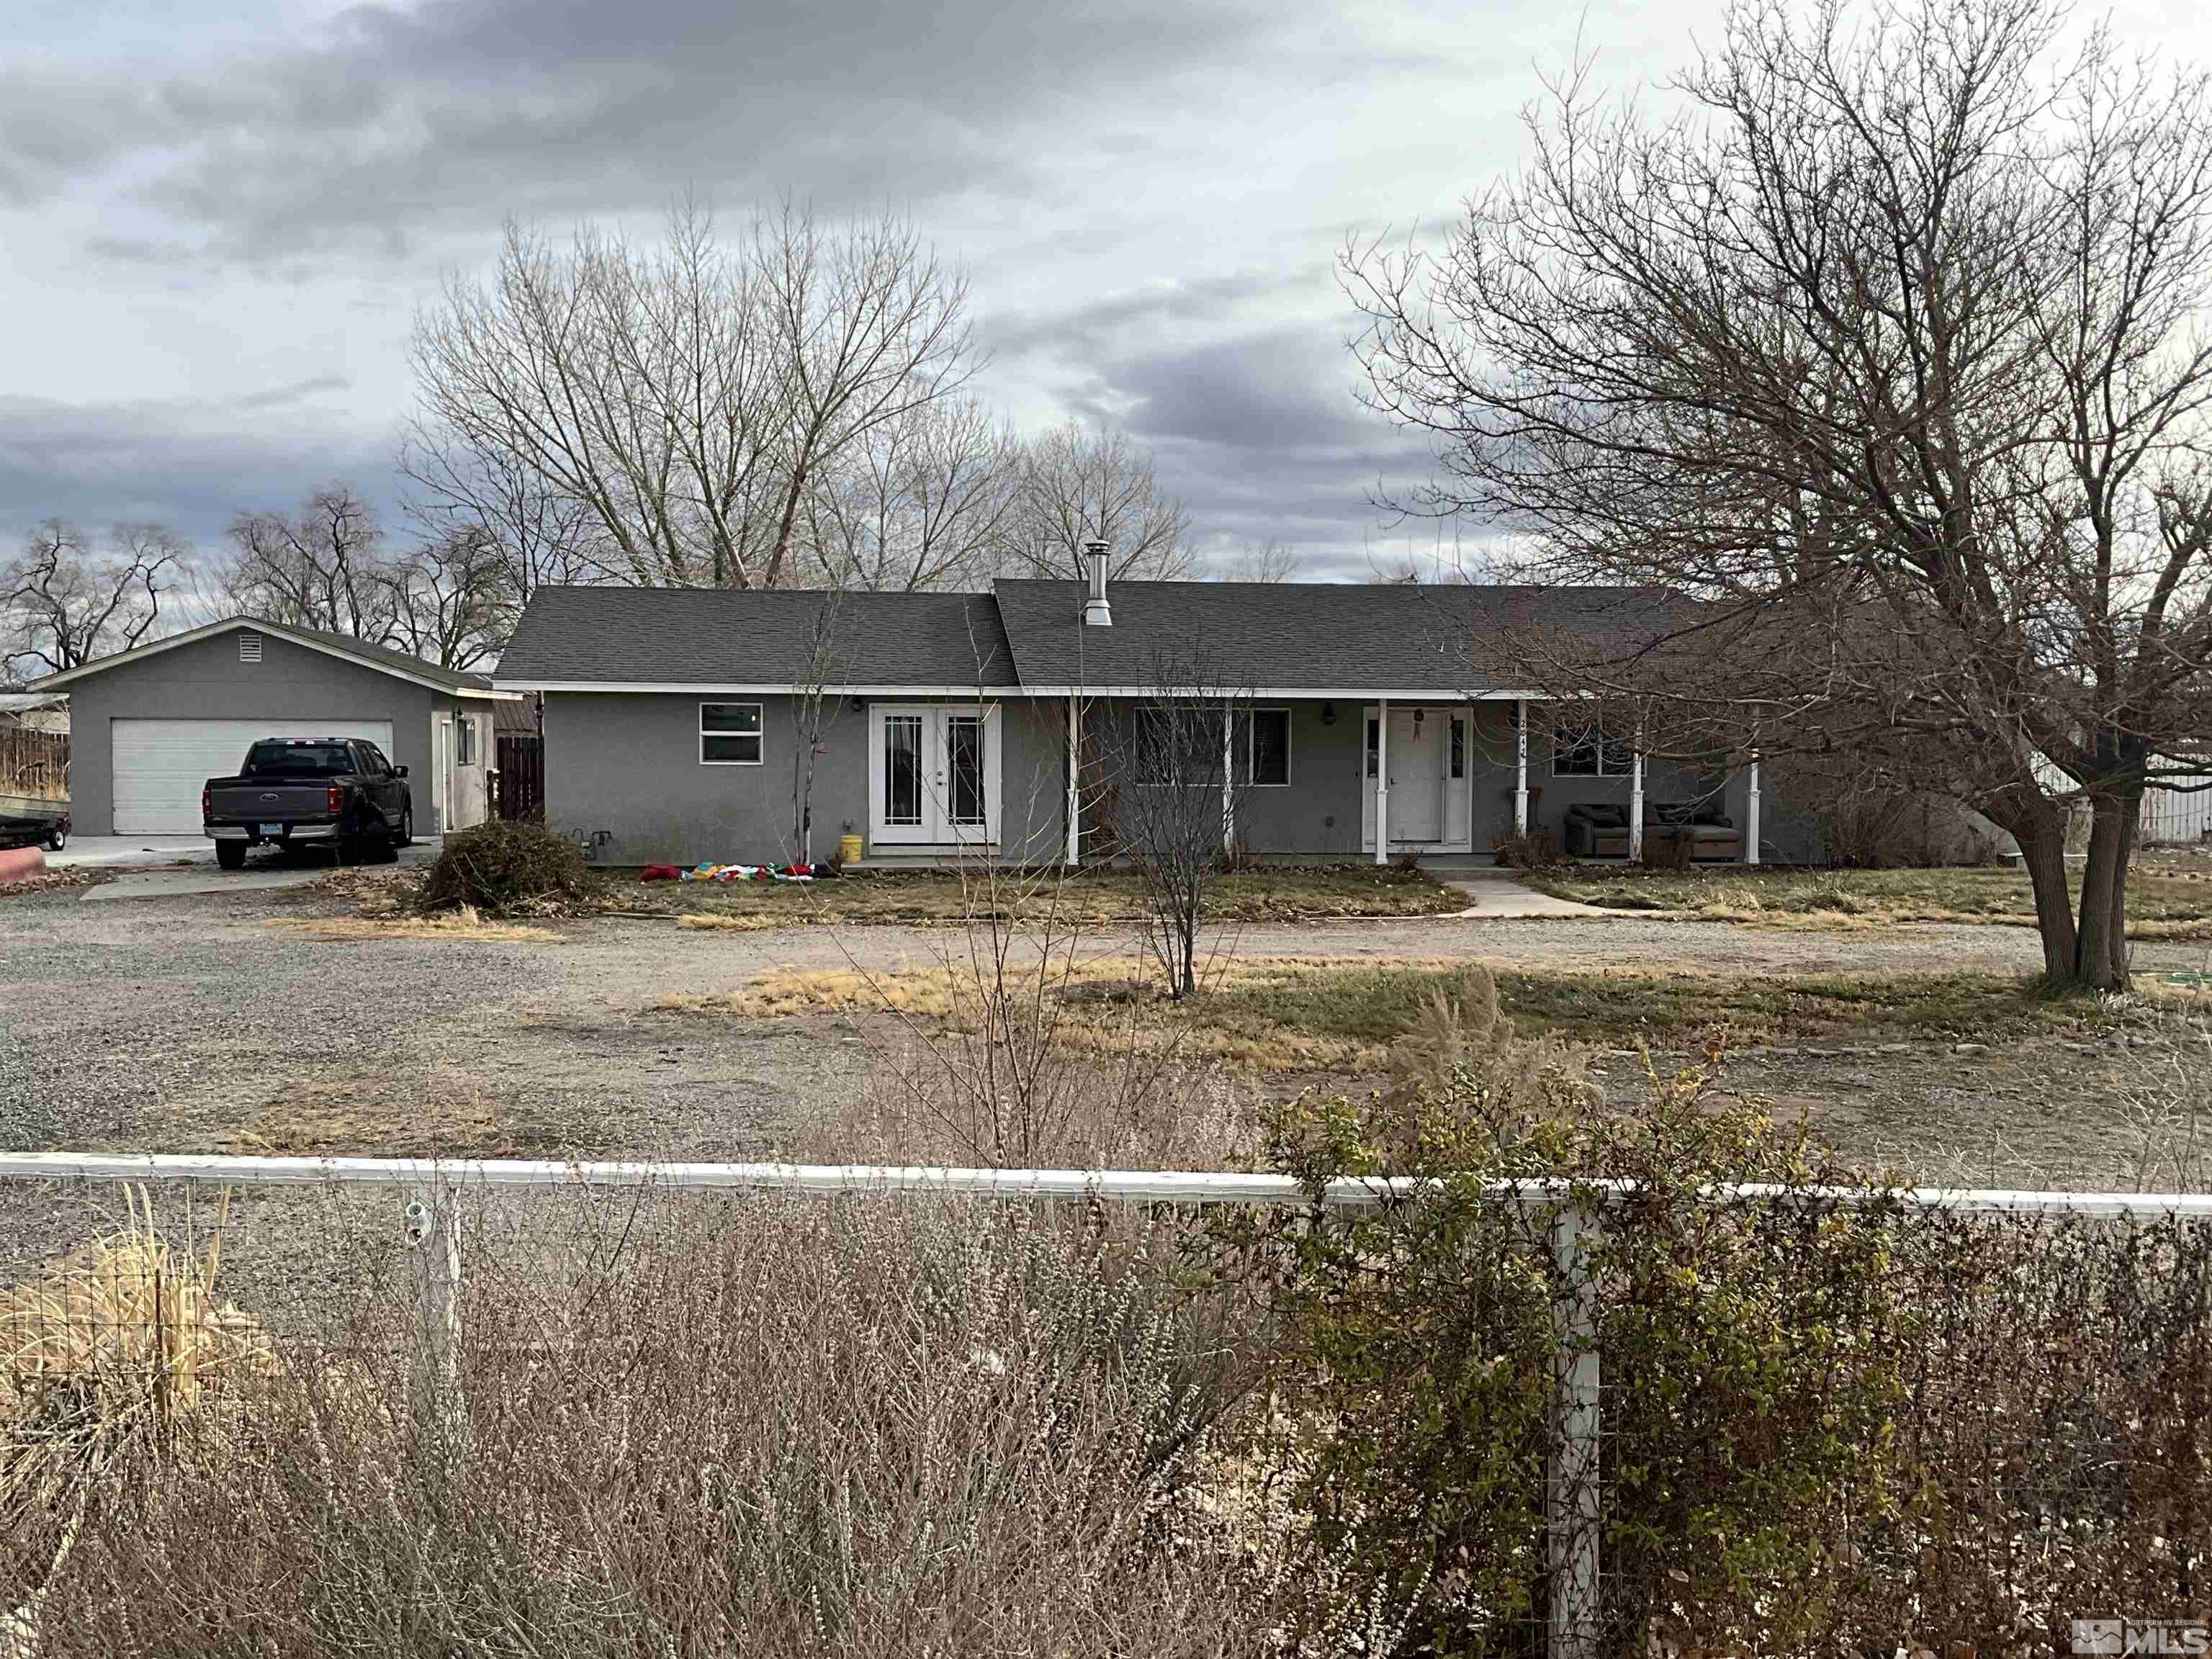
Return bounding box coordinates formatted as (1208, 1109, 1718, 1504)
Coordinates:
(1212, 969, 2212, 1653)
(1490, 826, 1561, 869)
(419, 819, 591, 915)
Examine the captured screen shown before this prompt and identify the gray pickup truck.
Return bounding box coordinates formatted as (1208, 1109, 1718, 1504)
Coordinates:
(202, 737, 414, 869)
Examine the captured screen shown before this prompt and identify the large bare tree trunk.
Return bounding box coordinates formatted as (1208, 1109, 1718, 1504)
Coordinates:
(1988, 800, 2078, 984)
(2073, 795, 2134, 991)
(2072, 791, 2142, 990)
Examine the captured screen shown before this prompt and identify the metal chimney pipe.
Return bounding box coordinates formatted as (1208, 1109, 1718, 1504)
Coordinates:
(1082, 539, 1112, 626)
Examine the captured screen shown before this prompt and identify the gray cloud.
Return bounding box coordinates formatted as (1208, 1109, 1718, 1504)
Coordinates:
(0, 395, 400, 553)
(0, 0, 1641, 579)
(3, 0, 1293, 264)
(988, 272, 1444, 578)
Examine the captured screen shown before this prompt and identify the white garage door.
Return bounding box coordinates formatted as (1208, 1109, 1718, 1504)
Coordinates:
(111, 719, 396, 835)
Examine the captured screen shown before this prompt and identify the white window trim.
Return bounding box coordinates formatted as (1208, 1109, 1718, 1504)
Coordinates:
(1240, 706, 1293, 788)
(700, 700, 765, 766)
(1130, 702, 1295, 788)
(1550, 721, 1635, 779)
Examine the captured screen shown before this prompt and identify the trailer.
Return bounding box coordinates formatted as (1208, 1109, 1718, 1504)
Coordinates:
(0, 793, 69, 852)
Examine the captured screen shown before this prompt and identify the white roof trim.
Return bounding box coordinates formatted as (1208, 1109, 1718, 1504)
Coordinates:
(1015, 686, 1541, 701)
(500, 680, 1019, 697)
(502, 680, 1539, 700)
(30, 617, 516, 700)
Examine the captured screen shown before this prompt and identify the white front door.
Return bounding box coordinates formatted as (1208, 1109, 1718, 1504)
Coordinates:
(1388, 707, 1447, 842)
(1362, 704, 1472, 850)
(870, 704, 999, 848)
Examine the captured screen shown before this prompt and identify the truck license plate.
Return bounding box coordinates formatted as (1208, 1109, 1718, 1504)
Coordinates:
(258, 822, 285, 837)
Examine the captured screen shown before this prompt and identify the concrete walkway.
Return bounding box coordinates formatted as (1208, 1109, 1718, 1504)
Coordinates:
(79, 837, 443, 902)
(1441, 873, 1609, 919)
(49, 835, 213, 870)
(81, 866, 334, 902)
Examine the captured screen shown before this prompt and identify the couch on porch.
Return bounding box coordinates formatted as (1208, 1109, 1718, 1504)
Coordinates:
(1561, 801, 1742, 861)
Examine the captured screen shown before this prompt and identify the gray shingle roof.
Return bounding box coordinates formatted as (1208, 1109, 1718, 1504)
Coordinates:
(992, 580, 1678, 693)
(263, 619, 498, 691)
(27, 616, 498, 693)
(495, 587, 1019, 688)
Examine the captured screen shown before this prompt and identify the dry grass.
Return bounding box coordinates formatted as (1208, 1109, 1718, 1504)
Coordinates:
(661, 952, 2152, 1071)
(1528, 863, 2212, 937)
(265, 905, 563, 943)
(197, 1071, 574, 1159)
(629, 862, 1465, 927)
(1, 1188, 280, 1640)
(22, 1189, 1308, 1658)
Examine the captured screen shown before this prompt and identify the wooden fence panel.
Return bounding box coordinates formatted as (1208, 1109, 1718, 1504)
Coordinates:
(0, 729, 68, 800)
(495, 733, 544, 821)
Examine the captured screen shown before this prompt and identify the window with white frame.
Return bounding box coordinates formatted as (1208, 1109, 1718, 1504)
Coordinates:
(454, 716, 477, 766)
(701, 701, 763, 765)
(1131, 703, 1292, 786)
(1236, 707, 1291, 786)
(1552, 719, 1635, 778)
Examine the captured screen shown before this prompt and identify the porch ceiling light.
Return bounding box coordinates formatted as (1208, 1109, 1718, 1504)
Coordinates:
(1321, 702, 1336, 724)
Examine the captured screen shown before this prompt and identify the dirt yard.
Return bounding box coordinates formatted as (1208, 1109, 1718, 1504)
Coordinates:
(1, 873, 2207, 1191)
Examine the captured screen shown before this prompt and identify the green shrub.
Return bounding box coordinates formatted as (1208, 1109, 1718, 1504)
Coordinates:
(420, 819, 591, 915)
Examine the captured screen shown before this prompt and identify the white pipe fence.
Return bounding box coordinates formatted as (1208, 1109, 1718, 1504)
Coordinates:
(2142, 778, 2212, 844)
(4, 1149, 2206, 1659)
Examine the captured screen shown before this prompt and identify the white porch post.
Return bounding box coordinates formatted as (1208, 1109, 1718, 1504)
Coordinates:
(1514, 697, 1529, 832)
(1627, 742, 1645, 862)
(1065, 694, 1081, 867)
(1746, 750, 1762, 866)
(1374, 698, 1390, 865)
(1221, 706, 1236, 853)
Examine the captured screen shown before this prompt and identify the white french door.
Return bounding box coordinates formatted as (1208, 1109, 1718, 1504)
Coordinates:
(869, 704, 1000, 847)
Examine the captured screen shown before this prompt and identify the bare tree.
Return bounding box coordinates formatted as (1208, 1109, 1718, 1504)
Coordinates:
(380, 524, 511, 671)
(400, 419, 603, 605)
(1205, 539, 1300, 583)
(411, 199, 981, 591)
(799, 396, 1017, 590)
(229, 486, 506, 669)
(788, 591, 847, 863)
(994, 421, 1193, 582)
(1095, 652, 1256, 998)
(1, 521, 182, 680)
(226, 487, 395, 641)
(1346, 0, 2212, 989)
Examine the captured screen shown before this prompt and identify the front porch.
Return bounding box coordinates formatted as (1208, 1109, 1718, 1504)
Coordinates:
(1062, 695, 1766, 868)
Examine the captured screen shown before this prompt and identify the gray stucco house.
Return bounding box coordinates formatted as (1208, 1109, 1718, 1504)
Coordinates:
(495, 558, 1793, 868)
(32, 617, 517, 836)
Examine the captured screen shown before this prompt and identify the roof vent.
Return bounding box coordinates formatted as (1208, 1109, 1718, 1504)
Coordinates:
(238, 631, 263, 663)
(1082, 540, 1112, 627)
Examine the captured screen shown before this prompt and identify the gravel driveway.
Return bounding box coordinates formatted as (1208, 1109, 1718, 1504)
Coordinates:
(2, 883, 2205, 1184)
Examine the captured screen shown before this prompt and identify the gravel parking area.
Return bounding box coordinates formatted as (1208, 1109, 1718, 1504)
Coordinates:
(1, 881, 2206, 1186)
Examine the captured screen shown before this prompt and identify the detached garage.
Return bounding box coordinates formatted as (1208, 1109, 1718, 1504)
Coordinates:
(30, 617, 517, 837)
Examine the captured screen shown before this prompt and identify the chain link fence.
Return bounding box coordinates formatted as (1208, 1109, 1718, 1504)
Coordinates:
(0, 1154, 2205, 1657)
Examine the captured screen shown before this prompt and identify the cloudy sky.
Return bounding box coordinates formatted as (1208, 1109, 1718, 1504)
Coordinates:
(3, 0, 2204, 582)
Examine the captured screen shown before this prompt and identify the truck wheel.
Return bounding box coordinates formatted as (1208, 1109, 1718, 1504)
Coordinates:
(216, 841, 247, 871)
(42, 827, 66, 853)
(396, 802, 413, 848)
